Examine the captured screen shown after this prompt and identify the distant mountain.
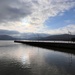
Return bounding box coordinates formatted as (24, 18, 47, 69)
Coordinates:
(0, 33, 49, 40)
(1, 29, 75, 41)
(39, 34, 75, 41)
(0, 35, 16, 40)
(20, 33, 49, 39)
(0, 29, 50, 40)
(12, 33, 49, 40)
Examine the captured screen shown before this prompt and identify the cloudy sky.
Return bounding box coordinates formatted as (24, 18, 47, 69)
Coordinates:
(0, 0, 75, 34)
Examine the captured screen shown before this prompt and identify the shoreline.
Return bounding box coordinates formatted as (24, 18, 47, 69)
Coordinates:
(14, 40, 75, 49)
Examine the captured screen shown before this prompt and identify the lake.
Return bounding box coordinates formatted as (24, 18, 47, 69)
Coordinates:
(0, 41, 75, 75)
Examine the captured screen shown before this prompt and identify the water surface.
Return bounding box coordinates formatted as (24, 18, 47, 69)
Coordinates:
(0, 41, 75, 75)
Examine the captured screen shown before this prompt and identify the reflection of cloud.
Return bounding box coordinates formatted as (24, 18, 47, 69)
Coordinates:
(21, 55, 30, 66)
(0, 42, 74, 75)
(0, 44, 30, 67)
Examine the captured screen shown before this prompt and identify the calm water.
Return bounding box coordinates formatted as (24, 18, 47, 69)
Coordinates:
(0, 41, 75, 75)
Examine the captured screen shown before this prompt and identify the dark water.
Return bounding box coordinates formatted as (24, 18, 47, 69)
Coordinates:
(0, 41, 75, 75)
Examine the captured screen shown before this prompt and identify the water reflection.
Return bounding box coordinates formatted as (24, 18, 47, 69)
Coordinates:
(0, 41, 75, 75)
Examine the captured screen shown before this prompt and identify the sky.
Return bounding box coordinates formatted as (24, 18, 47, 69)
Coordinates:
(0, 0, 75, 35)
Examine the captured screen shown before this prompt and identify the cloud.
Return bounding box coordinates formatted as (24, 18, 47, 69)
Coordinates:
(0, 0, 75, 23)
(0, 0, 33, 22)
(0, 0, 75, 34)
(0, 29, 20, 36)
(1, 22, 75, 35)
(44, 24, 75, 35)
(29, 0, 75, 26)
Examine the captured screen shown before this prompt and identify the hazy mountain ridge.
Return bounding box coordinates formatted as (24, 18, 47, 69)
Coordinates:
(0, 35, 16, 40)
(0, 33, 49, 40)
(0, 34, 75, 41)
(39, 34, 75, 41)
(0, 30, 49, 40)
(0, 29, 75, 41)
